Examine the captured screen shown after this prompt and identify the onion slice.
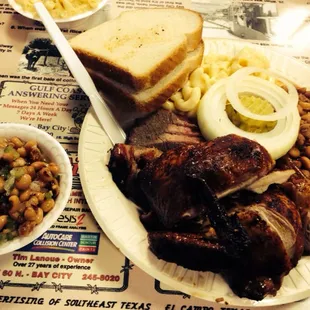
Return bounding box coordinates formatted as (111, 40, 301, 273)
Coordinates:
(197, 73, 300, 160)
(226, 67, 298, 121)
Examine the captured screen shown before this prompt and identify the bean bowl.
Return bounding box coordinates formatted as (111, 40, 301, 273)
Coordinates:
(0, 123, 72, 255)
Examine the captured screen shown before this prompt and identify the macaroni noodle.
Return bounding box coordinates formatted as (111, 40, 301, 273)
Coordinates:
(165, 47, 270, 117)
(15, 0, 100, 19)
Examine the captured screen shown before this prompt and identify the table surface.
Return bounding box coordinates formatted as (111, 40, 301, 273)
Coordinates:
(0, 0, 310, 309)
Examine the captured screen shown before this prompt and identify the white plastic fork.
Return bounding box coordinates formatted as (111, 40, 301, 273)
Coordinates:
(34, 2, 126, 145)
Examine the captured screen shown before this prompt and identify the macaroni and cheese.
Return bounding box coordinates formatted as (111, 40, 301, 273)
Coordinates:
(164, 47, 271, 120)
(16, 0, 100, 19)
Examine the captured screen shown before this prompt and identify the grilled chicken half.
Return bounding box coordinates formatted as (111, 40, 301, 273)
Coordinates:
(138, 134, 275, 228)
(148, 188, 303, 300)
(108, 134, 303, 300)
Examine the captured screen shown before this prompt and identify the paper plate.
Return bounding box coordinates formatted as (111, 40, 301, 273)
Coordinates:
(0, 123, 72, 255)
(8, 0, 107, 24)
(78, 39, 310, 307)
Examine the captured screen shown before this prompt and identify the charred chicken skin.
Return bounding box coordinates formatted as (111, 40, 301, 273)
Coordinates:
(108, 134, 304, 300)
(139, 134, 275, 228)
(222, 189, 303, 299)
(148, 189, 303, 300)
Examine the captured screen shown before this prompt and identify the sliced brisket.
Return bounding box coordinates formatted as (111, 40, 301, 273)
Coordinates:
(127, 109, 204, 151)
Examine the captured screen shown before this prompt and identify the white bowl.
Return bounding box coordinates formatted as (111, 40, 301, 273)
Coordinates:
(8, 0, 107, 24)
(0, 123, 72, 255)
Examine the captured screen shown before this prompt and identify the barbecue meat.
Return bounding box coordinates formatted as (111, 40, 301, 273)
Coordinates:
(185, 134, 275, 198)
(282, 174, 310, 215)
(222, 188, 303, 300)
(255, 188, 304, 266)
(139, 134, 275, 228)
(108, 144, 162, 209)
(148, 188, 303, 300)
(108, 133, 304, 300)
(127, 109, 204, 151)
(148, 231, 232, 272)
(281, 175, 310, 252)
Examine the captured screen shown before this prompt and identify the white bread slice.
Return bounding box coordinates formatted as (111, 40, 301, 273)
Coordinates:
(88, 41, 204, 113)
(70, 8, 203, 91)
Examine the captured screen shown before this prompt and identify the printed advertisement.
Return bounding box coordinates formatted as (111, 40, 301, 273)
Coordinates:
(193, 0, 310, 62)
(110, 0, 191, 18)
(0, 0, 310, 309)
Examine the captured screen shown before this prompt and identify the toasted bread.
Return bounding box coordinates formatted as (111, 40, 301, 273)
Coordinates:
(70, 8, 203, 91)
(88, 42, 204, 113)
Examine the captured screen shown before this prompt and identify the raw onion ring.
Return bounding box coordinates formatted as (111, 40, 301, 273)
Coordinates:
(197, 77, 300, 160)
(225, 67, 298, 121)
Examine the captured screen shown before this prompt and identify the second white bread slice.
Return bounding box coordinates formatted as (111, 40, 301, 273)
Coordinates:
(88, 41, 204, 113)
(70, 8, 203, 91)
